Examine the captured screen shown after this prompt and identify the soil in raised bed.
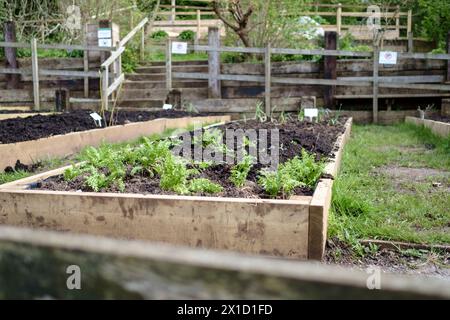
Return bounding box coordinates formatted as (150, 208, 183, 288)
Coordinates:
(427, 115, 450, 124)
(0, 110, 209, 144)
(38, 119, 347, 199)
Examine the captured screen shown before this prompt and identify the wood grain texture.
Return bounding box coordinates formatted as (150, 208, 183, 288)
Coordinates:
(0, 190, 310, 259)
(309, 118, 353, 260)
(1, 225, 448, 299)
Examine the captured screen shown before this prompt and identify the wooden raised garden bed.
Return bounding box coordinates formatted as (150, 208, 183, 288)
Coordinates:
(0, 118, 352, 260)
(0, 114, 230, 171)
(405, 116, 450, 138)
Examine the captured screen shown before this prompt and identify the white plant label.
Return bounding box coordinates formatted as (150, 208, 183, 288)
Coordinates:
(98, 38, 112, 47)
(163, 104, 173, 110)
(98, 28, 112, 39)
(90, 112, 103, 127)
(379, 51, 397, 65)
(304, 108, 318, 120)
(172, 42, 188, 54)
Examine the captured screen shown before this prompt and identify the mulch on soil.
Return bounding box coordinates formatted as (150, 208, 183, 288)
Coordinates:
(427, 116, 450, 124)
(38, 118, 347, 198)
(0, 110, 206, 144)
(4, 160, 42, 173)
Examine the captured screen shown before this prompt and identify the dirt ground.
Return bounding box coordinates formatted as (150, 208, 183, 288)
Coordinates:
(326, 238, 450, 281)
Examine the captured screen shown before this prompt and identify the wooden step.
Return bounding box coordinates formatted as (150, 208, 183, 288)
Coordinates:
(121, 88, 208, 100)
(126, 73, 166, 81)
(121, 89, 169, 100)
(118, 99, 166, 109)
(123, 80, 208, 90)
(144, 60, 207, 67)
(135, 65, 208, 74)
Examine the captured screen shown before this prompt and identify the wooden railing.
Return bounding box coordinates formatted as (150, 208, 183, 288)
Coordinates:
(99, 17, 149, 111)
(295, 4, 412, 39)
(0, 17, 149, 111)
(154, 0, 219, 44)
(172, 28, 450, 123)
(0, 40, 114, 110)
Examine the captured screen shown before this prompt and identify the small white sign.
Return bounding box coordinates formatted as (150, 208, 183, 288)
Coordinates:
(98, 38, 112, 47)
(163, 104, 173, 110)
(379, 51, 398, 65)
(304, 108, 318, 120)
(98, 28, 112, 39)
(171, 42, 188, 55)
(90, 112, 103, 127)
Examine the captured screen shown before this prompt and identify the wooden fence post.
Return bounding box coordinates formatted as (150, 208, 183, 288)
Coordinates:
(395, 5, 400, 35)
(336, 3, 342, 35)
(3, 21, 20, 89)
(55, 89, 68, 112)
(102, 67, 109, 111)
(171, 0, 176, 23)
(324, 31, 337, 109)
(372, 45, 380, 124)
(83, 24, 89, 98)
(408, 32, 414, 53)
(407, 10, 412, 36)
(31, 38, 40, 111)
(166, 38, 172, 91)
(140, 27, 145, 62)
(447, 31, 450, 82)
(208, 26, 221, 99)
(196, 10, 201, 46)
(265, 43, 272, 116)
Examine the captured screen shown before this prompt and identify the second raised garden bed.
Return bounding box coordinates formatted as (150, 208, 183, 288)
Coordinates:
(405, 116, 450, 138)
(0, 117, 352, 260)
(0, 110, 229, 171)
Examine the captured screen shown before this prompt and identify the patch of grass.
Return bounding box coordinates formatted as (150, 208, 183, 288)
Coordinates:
(330, 124, 450, 249)
(145, 50, 208, 62)
(0, 170, 30, 185)
(0, 157, 67, 185)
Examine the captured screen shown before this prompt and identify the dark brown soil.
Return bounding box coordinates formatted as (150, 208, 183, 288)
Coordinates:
(427, 116, 450, 124)
(326, 237, 450, 280)
(4, 160, 42, 173)
(38, 119, 347, 198)
(0, 110, 207, 144)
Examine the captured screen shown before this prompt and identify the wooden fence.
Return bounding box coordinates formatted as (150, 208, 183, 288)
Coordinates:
(0, 17, 149, 111)
(172, 28, 450, 123)
(295, 3, 412, 40)
(0, 40, 114, 110)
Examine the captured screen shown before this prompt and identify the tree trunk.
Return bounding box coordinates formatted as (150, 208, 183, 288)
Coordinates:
(3, 21, 20, 89)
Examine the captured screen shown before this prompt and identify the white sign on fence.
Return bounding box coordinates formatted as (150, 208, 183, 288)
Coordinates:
(172, 42, 188, 55)
(379, 51, 398, 65)
(98, 28, 112, 39)
(98, 38, 112, 47)
(163, 104, 173, 110)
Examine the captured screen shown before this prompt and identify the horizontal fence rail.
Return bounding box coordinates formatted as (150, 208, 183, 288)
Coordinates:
(169, 37, 450, 123)
(0, 39, 118, 110)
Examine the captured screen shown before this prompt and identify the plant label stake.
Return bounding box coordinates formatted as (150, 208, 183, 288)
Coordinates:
(304, 108, 318, 122)
(90, 112, 103, 127)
